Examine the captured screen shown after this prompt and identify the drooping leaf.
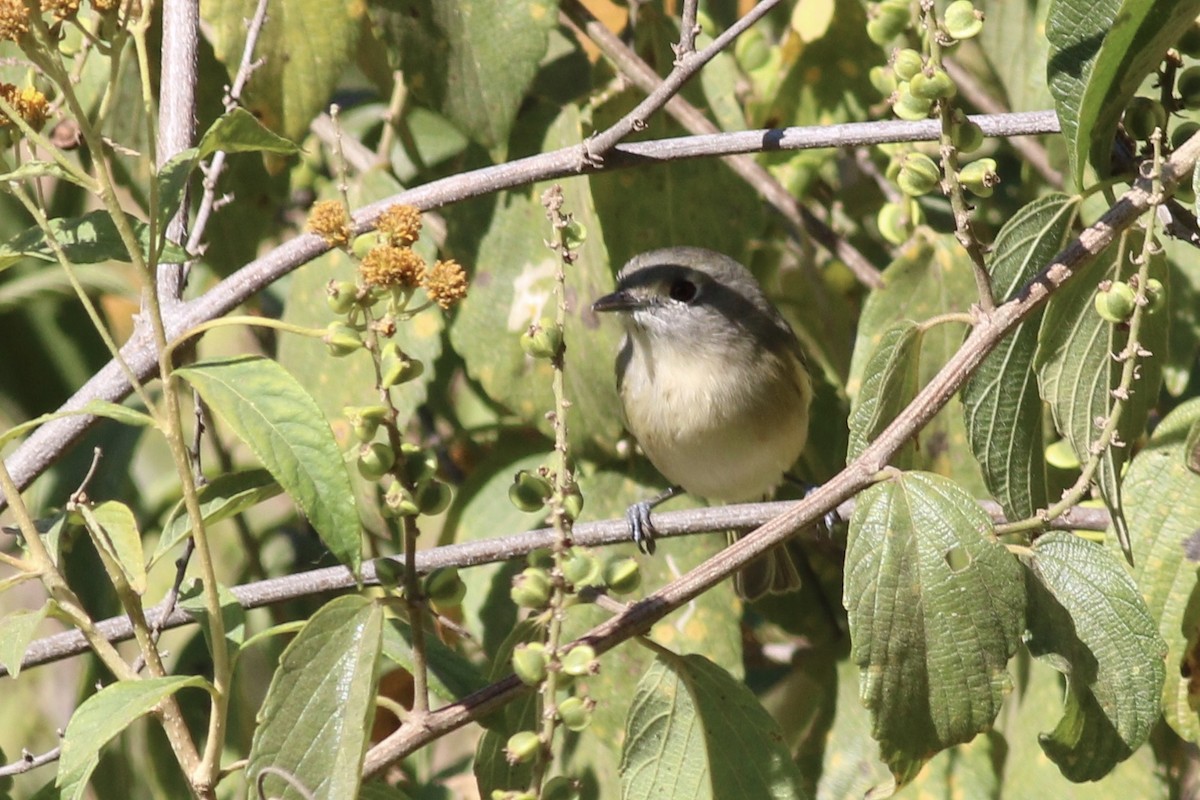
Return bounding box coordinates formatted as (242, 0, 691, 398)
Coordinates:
(0, 400, 155, 448)
(78, 500, 146, 595)
(175, 356, 361, 574)
(845, 472, 1024, 785)
(847, 320, 922, 468)
(371, 0, 558, 151)
(57, 676, 211, 799)
(1046, 0, 1200, 187)
(1024, 532, 1166, 781)
(153, 469, 282, 563)
(620, 652, 807, 800)
(0, 211, 188, 272)
(247, 596, 383, 800)
(1123, 398, 1200, 742)
(962, 193, 1080, 521)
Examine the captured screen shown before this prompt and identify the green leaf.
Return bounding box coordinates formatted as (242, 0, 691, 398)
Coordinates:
(0, 602, 48, 679)
(962, 193, 1080, 520)
(1034, 228, 1167, 555)
(198, 107, 302, 158)
(845, 472, 1024, 785)
(373, 0, 558, 151)
(1047, 0, 1200, 187)
(380, 619, 488, 703)
(248, 596, 383, 800)
(447, 104, 626, 458)
(473, 620, 541, 794)
(174, 356, 361, 574)
(1024, 532, 1166, 780)
(619, 652, 807, 799)
(978, 0, 1056, 114)
(0, 400, 155, 448)
(153, 468, 282, 564)
(202, 0, 363, 144)
(178, 579, 247, 660)
(847, 320, 922, 467)
(0, 211, 187, 272)
(57, 676, 211, 799)
(0, 160, 90, 187)
(78, 500, 146, 595)
(1123, 398, 1200, 742)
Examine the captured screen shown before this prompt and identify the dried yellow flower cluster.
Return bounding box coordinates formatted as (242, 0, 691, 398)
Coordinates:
(306, 200, 352, 247)
(360, 245, 425, 289)
(0, 84, 49, 131)
(44, 0, 81, 20)
(0, 0, 29, 42)
(425, 259, 468, 309)
(376, 204, 422, 247)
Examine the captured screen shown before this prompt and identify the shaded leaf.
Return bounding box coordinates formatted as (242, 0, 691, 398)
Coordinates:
(175, 356, 361, 573)
(1047, 0, 1200, 187)
(154, 469, 282, 563)
(380, 619, 488, 703)
(1123, 398, 1200, 742)
(0, 602, 48, 679)
(847, 320, 922, 468)
(845, 472, 1024, 785)
(247, 596, 383, 800)
(0, 400, 155, 449)
(620, 652, 807, 799)
(1024, 532, 1166, 780)
(963, 193, 1080, 520)
(178, 579, 247, 660)
(0, 211, 188, 272)
(79, 500, 146, 595)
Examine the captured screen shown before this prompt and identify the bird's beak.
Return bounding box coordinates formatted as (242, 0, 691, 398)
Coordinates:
(591, 289, 642, 313)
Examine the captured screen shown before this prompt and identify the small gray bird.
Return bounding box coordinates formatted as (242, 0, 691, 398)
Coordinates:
(592, 246, 813, 598)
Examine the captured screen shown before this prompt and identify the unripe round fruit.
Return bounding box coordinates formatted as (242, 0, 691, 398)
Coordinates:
(357, 441, 396, 479)
(1178, 23, 1200, 58)
(910, 69, 956, 101)
(417, 480, 452, 516)
(1144, 278, 1166, 314)
(877, 201, 911, 245)
(1093, 281, 1137, 323)
(897, 152, 941, 196)
(512, 642, 549, 685)
(1178, 66, 1200, 110)
(893, 84, 934, 121)
(401, 443, 438, 482)
(563, 548, 602, 587)
(380, 342, 424, 388)
(562, 484, 584, 520)
(869, 65, 897, 96)
(952, 119, 985, 153)
(959, 157, 999, 197)
(326, 280, 358, 315)
(944, 0, 983, 40)
(735, 28, 771, 72)
(604, 556, 642, 594)
(1172, 120, 1200, 150)
(560, 644, 598, 677)
(425, 567, 466, 606)
(508, 470, 552, 512)
(892, 48, 924, 82)
(557, 696, 593, 732)
(1123, 97, 1168, 141)
(505, 731, 542, 764)
(867, 4, 911, 45)
(511, 567, 552, 608)
(323, 322, 363, 357)
(519, 318, 562, 360)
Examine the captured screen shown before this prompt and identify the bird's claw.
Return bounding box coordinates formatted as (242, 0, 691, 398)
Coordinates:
(626, 501, 658, 555)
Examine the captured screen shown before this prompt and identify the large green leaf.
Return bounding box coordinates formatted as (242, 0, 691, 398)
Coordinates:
(203, 0, 363, 144)
(57, 676, 211, 799)
(962, 193, 1080, 521)
(1033, 228, 1167, 555)
(1024, 532, 1166, 781)
(620, 652, 808, 800)
(845, 472, 1024, 785)
(371, 0, 558, 151)
(1047, 0, 1200, 187)
(447, 104, 626, 458)
(978, 0, 1056, 113)
(1123, 398, 1200, 742)
(247, 596, 383, 800)
(175, 356, 361, 573)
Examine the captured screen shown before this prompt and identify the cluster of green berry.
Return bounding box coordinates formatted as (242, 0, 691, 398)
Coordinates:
(1093, 276, 1166, 324)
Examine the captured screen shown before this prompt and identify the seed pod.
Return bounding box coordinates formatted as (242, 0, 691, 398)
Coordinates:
(560, 644, 599, 677)
(893, 83, 934, 121)
(604, 556, 642, 594)
(1093, 281, 1137, 323)
(425, 567, 466, 606)
(958, 157, 999, 197)
(417, 480, 452, 516)
(508, 470, 552, 512)
(1180, 66, 1200, 110)
(892, 48, 924, 82)
(557, 696, 594, 732)
(511, 567, 552, 609)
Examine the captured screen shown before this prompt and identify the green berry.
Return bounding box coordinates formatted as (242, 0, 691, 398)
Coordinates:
(735, 28, 771, 72)
(511, 567, 552, 608)
(892, 48, 924, 82)
(326, 280, 358, 315)
(504, 731, 542, 764)
(910, 69, 956, 101)
(383, 482, 420, 517)
(1123, 97, 1168, 141)
(562, 483, 584, 520)
(952, 118, 985, 153)
(1094, 281, 1137, 323)
(958, 157, 999, 197)
(527, 548, 555, 569)
(557, 696, 594, 732)
(351, 234, 375, 260)
(357, 441, 396, 479)
(323, 322, 363, 357)
(877, 201, 911, 245)
(344, 404, 388, 443)
(897, 152, 941, 196)
(1178, 66, 1200, 110)
(519, 317, 562, 360)
(944, 0, 983, 40)
(869, 65, 897, 96)
(512, 642, 549, 685)
(425, 567, 466, 606)
(603, 556, 642, 594)
(560, 644, 598, 677)
(1178, 23, 1200, 58)
(417, 480, 452, 516)
(867, 2, 911, 45)
(1171, 120, 1200, 150)
(400, 443, 438, 483)
(379, 342, 424, 388)
(893, 83, 934, 121)
(563, 548, 602, 587)
(508, 470, 552, 512)
(1144, 278, 1166, 314)
(562, 219, 587, 249)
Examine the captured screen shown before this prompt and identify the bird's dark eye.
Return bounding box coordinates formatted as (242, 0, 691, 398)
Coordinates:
(668, 279, 698, 303)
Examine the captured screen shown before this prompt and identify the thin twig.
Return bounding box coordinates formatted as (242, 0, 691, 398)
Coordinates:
(3, 496, 1110, 678)
(0, 111, 1061, 512)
